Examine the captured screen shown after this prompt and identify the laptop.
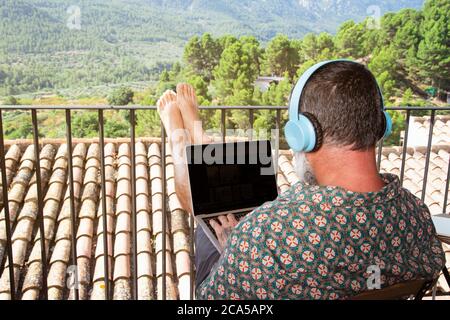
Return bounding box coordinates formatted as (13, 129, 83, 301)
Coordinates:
(186, 140, 279, 253)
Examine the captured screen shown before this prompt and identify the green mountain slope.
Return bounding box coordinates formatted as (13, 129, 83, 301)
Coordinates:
(0, 0, 424, 97)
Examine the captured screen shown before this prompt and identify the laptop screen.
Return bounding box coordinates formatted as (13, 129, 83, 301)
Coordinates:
(186, 140, 278, 216)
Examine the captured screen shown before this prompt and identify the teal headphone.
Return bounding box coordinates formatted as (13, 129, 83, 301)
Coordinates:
(284, 59, 393, 153)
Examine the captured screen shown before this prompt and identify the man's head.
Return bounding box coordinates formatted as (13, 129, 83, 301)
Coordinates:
(300, 61, 385, 150)
(293, 61, 385, 184)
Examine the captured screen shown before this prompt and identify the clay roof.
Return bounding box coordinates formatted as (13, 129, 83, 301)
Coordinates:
(405, 115, 450, 147)
(0, 138, 448, 300)
(379, 145, 450, 215)
(0, 141, 190, 300)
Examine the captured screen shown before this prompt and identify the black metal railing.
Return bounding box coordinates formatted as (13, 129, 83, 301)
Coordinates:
(0, 105, 449, 300)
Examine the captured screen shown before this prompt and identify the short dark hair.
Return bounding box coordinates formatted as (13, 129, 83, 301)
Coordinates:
(299, 61, 385, 151)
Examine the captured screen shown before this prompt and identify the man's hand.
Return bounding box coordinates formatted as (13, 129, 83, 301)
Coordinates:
(210, 214, 239, 250)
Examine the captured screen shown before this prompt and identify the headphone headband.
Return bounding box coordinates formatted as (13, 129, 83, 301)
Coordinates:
(289, 59, 385, 121)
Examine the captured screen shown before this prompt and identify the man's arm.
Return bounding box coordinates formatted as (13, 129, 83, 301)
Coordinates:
(196, 214, 256, 300)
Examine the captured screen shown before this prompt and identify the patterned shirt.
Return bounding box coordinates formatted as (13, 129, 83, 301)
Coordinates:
(197, 174, 445, 300)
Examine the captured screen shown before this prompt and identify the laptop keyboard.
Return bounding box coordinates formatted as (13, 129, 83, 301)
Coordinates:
(203, 211, 251, 239)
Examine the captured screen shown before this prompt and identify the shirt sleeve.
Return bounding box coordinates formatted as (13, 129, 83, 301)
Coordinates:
(195, 221, 251, 299)
(196, 205, 270, 300)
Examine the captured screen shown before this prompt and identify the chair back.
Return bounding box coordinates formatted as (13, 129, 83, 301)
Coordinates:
(351, 279, 434, 300)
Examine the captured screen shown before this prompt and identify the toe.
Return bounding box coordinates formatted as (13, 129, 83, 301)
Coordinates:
(176, 83, 183, 94)
(188, 85, 196, 98)
(158, 90, 177, 111)
(157, 97, 164, 112)
(177, 83, 189, 98)
(176, 83, 185, 95)
(165, 90, 177, 102)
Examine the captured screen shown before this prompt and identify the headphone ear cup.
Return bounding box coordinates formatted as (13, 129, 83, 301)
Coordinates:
(284, 116, 317, 153)
(302, 112, 323, 152)
(382, 111, 393, 139)
(285, 120, 306, 152)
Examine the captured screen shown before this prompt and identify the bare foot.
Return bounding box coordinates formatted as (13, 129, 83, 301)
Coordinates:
(176, 83, 212, 144)
(157, 90, 186, 143)
(157, 90, 193, 213)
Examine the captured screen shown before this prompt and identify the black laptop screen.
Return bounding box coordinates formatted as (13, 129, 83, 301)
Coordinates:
(186, 140, 278, 216)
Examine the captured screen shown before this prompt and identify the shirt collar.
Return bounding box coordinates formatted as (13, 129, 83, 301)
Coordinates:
(291, 174, 401, 208)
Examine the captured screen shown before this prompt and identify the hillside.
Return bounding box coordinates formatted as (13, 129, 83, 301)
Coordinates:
(0, 0, 424, 97)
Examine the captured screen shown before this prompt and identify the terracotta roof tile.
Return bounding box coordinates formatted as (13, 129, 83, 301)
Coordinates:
(46, 144, 88, 300)
(21, 144, 72, 300)
(134, 142, 154, 300)
(0, 145, 36, 265)
(0, 144, 57, 300)
(91, 143, 116, 300)
(0, 145, 22, 210)
(406, 116, 450, 147)
(148, 143, 178, 300)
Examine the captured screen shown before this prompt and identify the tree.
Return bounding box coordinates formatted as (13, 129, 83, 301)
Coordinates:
(260, 75, 292, 107)
(2, 96, 19, 105)
(401, 88, 414, 106)
(72, 111, 99, 137)
(335, 20, 366, 58)
(105, 116, 129, 138)
(301, 33, 319, 61)
(210, 37, 262, 129)
(376, 71, 396, 101)
(264, 34, 299, 78)
(183, 33, 222, 81)
(136, 110, 161, 137)
(107, 87, 134, 105)
(188, 75, 211, 104)
(316, 33, 336, 60)
(417, 0, 450, 92)
(392, 10, 423, 62)
(369, 46, 398, 77)
(296, 60, 317, 80)
(212, 38, 261, 105)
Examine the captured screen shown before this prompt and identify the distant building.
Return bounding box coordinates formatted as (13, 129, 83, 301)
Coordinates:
(255, 76, 285, 92)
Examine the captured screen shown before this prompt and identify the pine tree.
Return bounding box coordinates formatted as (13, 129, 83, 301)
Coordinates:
(264, 34, 299, 78)
(183, 33, 222, 81)
(335, 20, 366, 58)
(417, 0, 450, 92)
(212, 38, 261, 105)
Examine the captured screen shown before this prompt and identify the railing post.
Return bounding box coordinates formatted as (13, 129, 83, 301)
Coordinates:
(275, 109, 281, 166)
(31, 109, 48, 300)
(400, 110, 411, 186)
(443, 154, 450, 215)
(160, 122, 167, 301)
(98, 109, 111, 300)
(130, 109, 138, 299)
(421, 110, 436, 202)
(65, 109, 79, 300)
(0, 109, 16, 300)
(249, 109, 254, 141)
(221, 109, 226, 143)
(377, 138, 384, 172)
(189, 214, 195, 300)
